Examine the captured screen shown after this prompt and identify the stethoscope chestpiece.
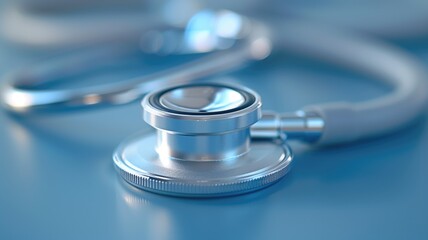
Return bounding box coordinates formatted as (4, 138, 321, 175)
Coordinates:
(113, 83, 292, 197)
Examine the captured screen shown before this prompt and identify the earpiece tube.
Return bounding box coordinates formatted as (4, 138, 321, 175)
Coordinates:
(251, 23, 428, 145)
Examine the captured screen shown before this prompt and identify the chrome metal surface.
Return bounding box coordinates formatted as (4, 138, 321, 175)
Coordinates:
(251, 111, 325, 142)
(114, 82, 292, 197)
(114, 132, 292, 197)
(0, 10, 271, 113)
(142, 83, 261, 161)
(142, 83, 261, 134)
(159, 85, 246, 113)
(156, 129, 250, 161)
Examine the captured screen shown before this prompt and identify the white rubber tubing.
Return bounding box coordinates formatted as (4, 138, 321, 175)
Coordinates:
(277, 21, 428, 145)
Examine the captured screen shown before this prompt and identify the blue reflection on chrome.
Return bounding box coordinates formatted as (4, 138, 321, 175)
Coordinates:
(184, 10, 243, 53)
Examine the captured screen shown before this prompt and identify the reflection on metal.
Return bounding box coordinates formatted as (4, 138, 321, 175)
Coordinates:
(114, 83, 293, 197)
(1, 10, 271, 113)
(252, 111, 325, 142)
(159, 85, 246, 113)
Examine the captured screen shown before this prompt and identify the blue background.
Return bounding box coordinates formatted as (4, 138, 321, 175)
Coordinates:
(0, 37, 427, 239)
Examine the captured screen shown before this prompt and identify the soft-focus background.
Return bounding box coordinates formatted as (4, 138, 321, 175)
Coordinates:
(0, 1, 428, 239)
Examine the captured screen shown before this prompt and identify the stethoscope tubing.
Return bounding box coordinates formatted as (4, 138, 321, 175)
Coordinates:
(275, 20, 428, 144)
(1, 20, 427, 146)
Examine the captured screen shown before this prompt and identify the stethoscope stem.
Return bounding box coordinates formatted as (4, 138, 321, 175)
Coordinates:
(251, 111, 325, 143)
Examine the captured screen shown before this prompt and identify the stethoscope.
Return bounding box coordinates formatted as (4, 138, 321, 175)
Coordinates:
(1, 10, 428, 197)
(3, 0, 428, 49)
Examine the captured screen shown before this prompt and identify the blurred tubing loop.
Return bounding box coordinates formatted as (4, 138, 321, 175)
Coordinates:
(0, 10, 427, 145)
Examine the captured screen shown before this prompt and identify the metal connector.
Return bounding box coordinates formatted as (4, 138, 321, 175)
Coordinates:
(251, 110, 324, 143)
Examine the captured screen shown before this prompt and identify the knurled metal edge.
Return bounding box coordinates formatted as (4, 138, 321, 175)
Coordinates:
(114, 156, 292, 197)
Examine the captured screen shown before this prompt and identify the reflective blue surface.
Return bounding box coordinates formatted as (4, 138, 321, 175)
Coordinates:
(0, 39, 428, 239)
